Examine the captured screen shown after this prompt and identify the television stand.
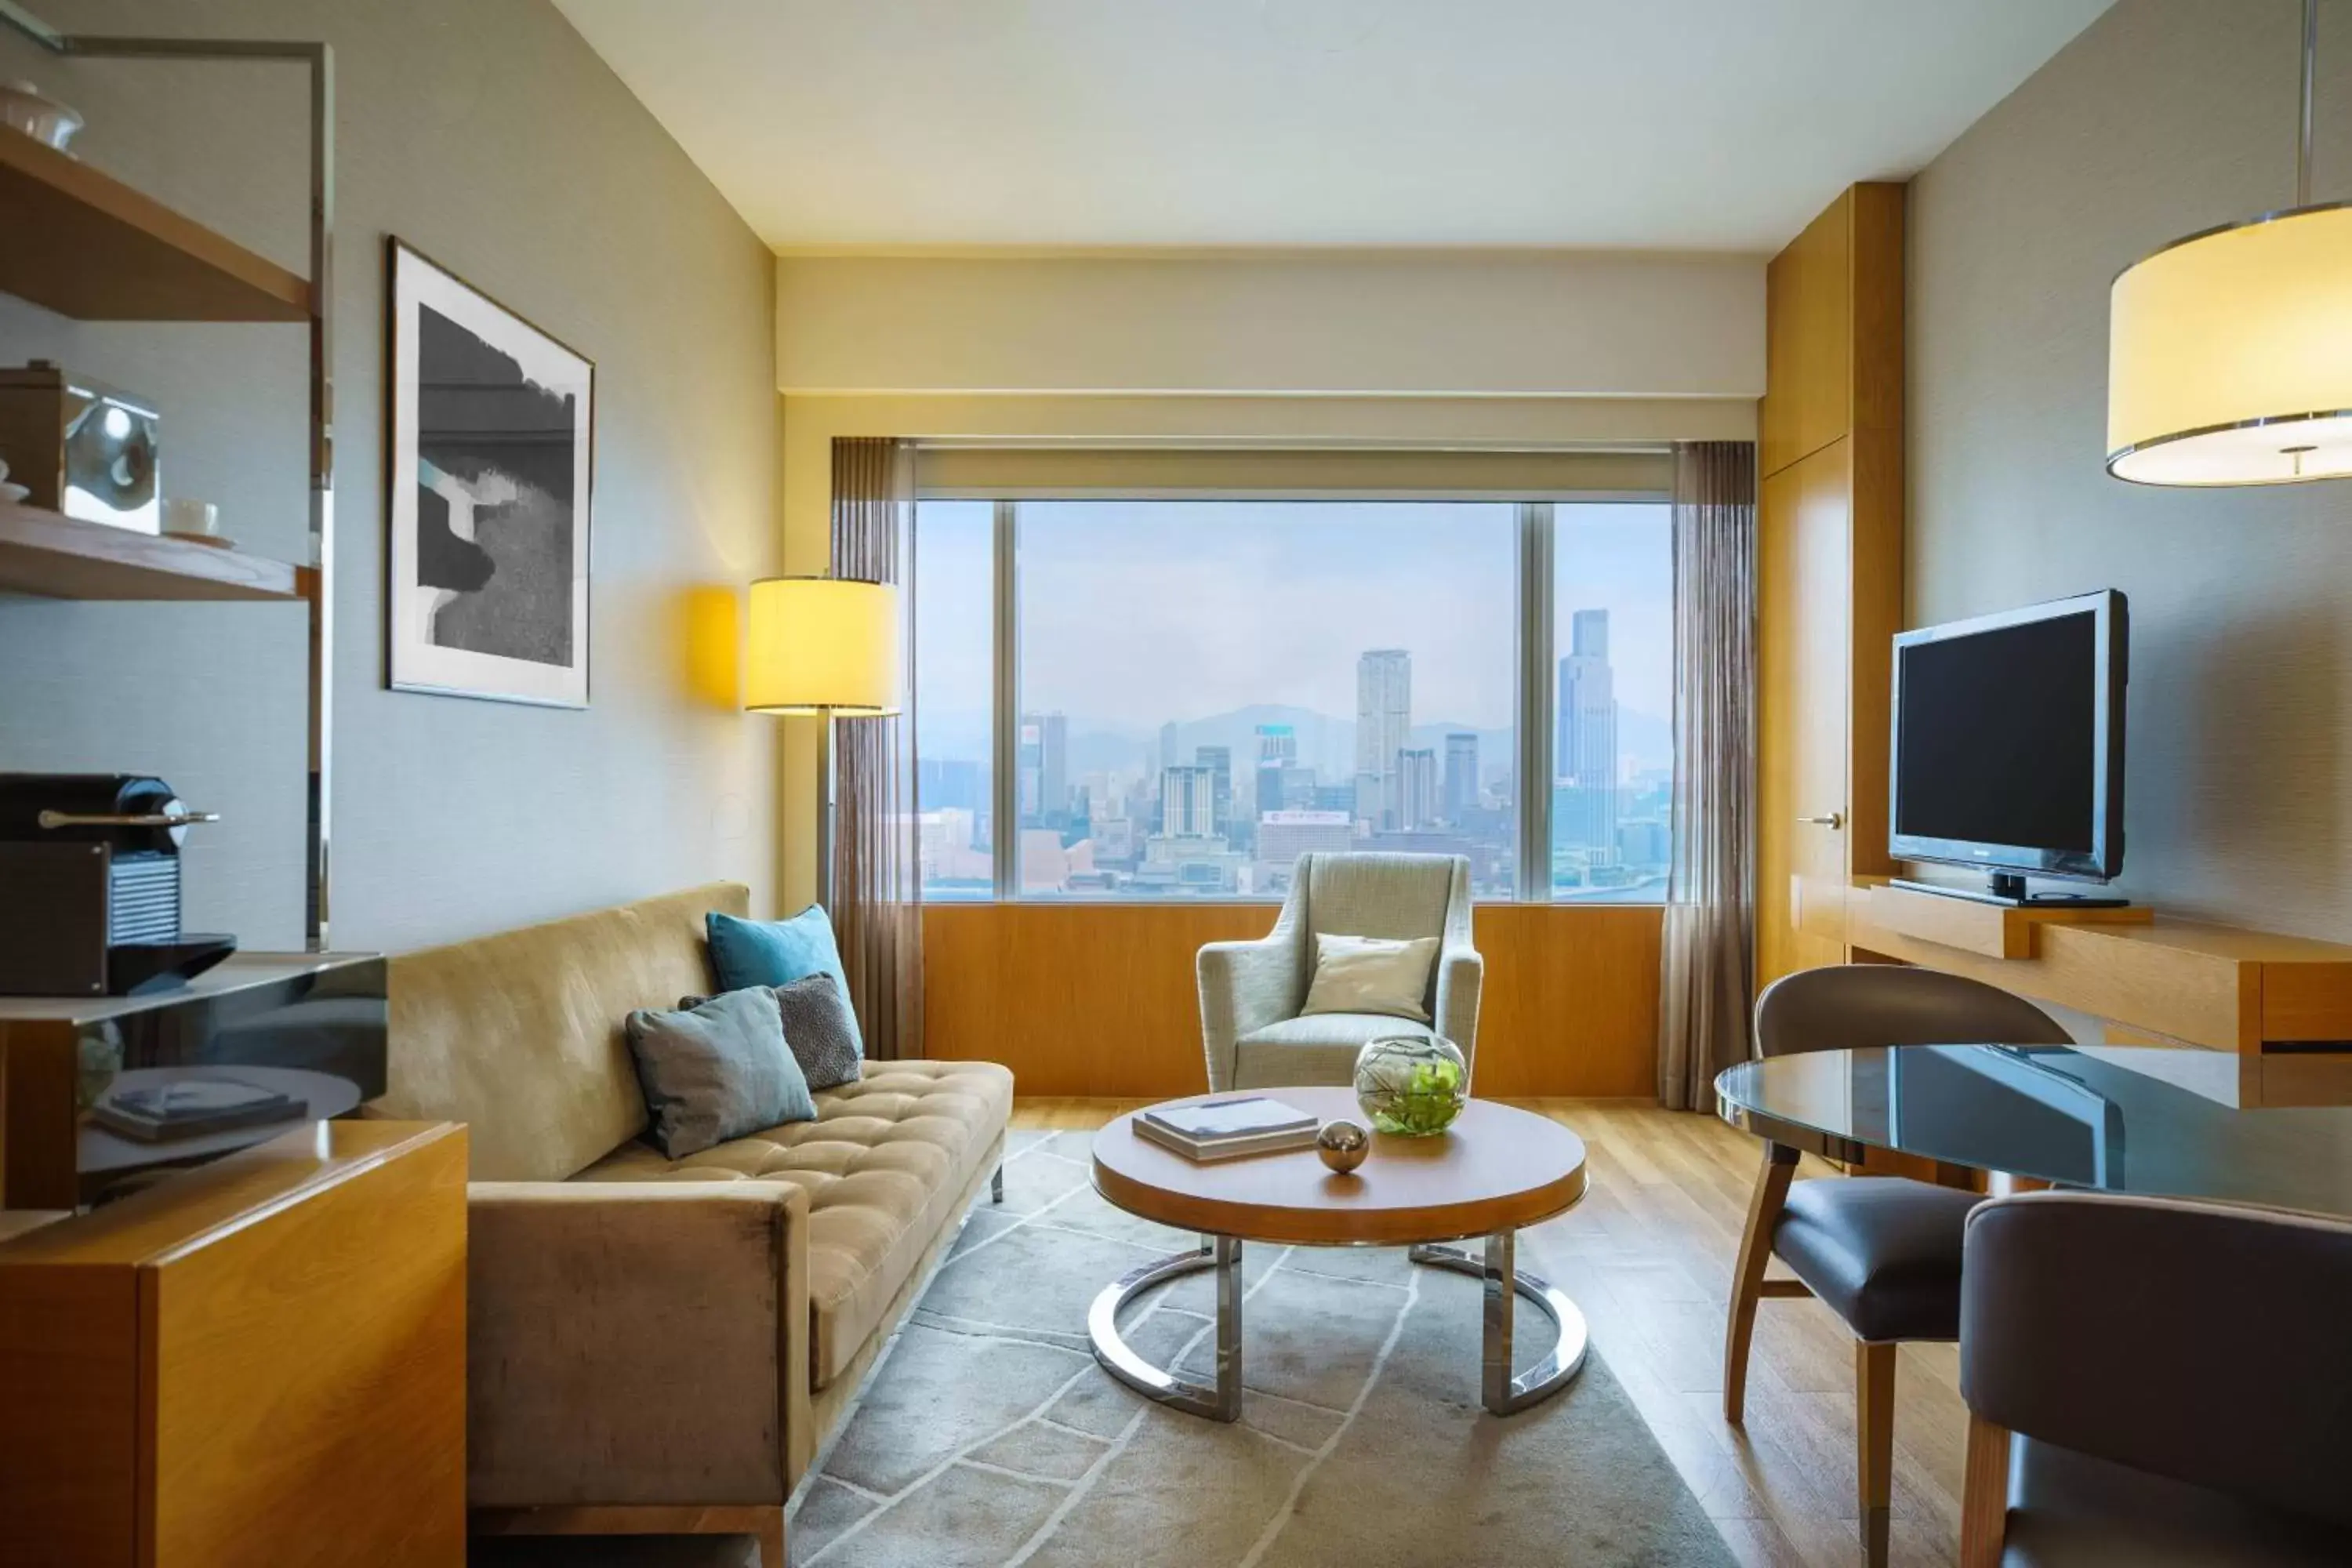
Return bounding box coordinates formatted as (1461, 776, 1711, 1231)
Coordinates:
(1889, 873, 2132, 910)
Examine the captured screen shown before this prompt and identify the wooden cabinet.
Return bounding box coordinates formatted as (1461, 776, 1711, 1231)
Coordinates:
(1755, 183, 1906, 990)
(0, 1120, 466, 1567)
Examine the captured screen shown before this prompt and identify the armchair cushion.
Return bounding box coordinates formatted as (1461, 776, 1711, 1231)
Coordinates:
(1301, 933, 1439, 1022)
(1235, 1012, 1432, 1089)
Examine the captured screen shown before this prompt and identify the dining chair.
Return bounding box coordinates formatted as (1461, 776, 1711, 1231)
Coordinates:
(1958, 1190, 2352, 1566)
(1722, 963, 2071, 1568)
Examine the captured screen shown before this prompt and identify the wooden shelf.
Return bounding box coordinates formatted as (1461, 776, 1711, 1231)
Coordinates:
(1856, 881, 2151, 960)
(0, 502, 305, 601)
(0, 129, 310, 322)
(1846, 877, 2352, 1070)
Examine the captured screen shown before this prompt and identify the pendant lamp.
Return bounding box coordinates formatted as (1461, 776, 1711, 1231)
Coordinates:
(2107, 0, 2352, 485)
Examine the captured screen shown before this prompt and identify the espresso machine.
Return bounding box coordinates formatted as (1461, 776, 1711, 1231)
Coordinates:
(0, 774, 236, 996)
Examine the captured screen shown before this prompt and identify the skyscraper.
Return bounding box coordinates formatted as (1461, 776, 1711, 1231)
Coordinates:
(1160, 765, 1216, 837)
(1398, 747, 1440, 829)
(1018, 711, 1069, 823)
(1254, 724, 1298, 819)
(1443, 732, 1479, 822)
(1556, 609, 1618, 849)
(1355, 649, 1412, 830)
(1194, 746, 1233, 840)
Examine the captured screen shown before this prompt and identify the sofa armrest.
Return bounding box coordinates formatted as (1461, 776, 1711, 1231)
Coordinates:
(466, 1181, 813, 1508)
(1198, 936, 1301, 1091)
(1435, 942, 1485, 1082)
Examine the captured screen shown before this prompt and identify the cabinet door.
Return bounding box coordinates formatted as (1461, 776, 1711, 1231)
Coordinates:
(1757, 438, 1855, 986)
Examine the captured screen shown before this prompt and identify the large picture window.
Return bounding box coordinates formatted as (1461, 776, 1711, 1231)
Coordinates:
(911, 466, 1671, 903)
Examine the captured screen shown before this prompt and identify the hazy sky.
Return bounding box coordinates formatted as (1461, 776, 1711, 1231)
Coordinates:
(916, 498, 1671, 747)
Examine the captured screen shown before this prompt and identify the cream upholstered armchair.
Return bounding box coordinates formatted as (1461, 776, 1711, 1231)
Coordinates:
(1198, 851, 1483, 1091)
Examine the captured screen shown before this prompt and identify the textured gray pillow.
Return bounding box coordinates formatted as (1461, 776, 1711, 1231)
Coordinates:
(770, 971, 864, 1091)
(624, 986, 815, 1159)
(680, 973, 865, 1092)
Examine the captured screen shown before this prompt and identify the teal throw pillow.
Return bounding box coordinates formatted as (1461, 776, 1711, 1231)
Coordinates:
(706, 906, 865, 1058)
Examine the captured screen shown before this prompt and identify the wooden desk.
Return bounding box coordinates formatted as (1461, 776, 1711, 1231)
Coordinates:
(1846, 880, 2352, 1106)
(0, 1120, 466, 1567)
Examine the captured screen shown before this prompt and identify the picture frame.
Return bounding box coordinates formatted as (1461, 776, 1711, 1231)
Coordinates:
(385, 239, 593, 708)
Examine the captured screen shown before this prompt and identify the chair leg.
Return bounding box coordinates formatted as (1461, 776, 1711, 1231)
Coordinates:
(1857, 1340, 1896, 1568)
(1958, 1413, 2013, 1568)
(992, 1163, 1005, 1204)
(755, 1506, 786, 1567)
(1722, 1141, 1800, 1424)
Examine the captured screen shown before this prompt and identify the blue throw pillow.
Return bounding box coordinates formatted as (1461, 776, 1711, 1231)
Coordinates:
(706, 906, 866, 1058)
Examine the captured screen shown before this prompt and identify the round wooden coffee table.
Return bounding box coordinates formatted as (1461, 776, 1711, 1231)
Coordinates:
(1088, 1086, 1590, 1421)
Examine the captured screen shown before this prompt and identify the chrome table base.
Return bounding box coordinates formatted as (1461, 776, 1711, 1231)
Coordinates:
(1086, 1231, 1588, 1421)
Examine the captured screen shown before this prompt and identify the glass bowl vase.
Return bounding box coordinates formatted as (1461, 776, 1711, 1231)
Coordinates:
(1352, 1034, 1468, 1137)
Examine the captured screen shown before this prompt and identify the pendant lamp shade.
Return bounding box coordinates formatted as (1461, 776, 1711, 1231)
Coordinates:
(743, 575, 902, 715)
(2107, 203, 2352, 485)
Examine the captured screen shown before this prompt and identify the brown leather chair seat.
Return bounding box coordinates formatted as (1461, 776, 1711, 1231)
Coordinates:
(1773, 1176, 1977, 1341)
(1995, 1439, 2352, 1567)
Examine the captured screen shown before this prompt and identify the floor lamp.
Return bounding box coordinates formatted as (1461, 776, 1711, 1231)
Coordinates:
(744, 575, 903, 908)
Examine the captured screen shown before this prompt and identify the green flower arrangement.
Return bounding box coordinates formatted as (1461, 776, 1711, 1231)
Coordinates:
(1353, 1035, 1468, 1137)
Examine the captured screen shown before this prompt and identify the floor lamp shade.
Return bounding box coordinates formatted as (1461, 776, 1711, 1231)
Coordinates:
(744, 576, 902, 715)
(2107, 204, 2352, 485)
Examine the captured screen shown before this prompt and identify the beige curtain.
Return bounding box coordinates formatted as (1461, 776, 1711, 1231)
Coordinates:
(1658, 441, 1757, 1109)
(830, 437, 923, 1060)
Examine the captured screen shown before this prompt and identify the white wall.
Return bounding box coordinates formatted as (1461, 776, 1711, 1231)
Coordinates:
(1910, 0, 2352, 938)
(0, 0, 782, 953)
(777, 251, 1764, 398)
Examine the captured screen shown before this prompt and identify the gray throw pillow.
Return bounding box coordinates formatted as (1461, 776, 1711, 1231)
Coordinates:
(679, 973, 865, 1092)
(770, 971, 863, 1091)
(624, 986, 815, 1159)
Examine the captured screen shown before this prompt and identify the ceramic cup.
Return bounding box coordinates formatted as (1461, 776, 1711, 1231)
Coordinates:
(162, 498, 225, 545)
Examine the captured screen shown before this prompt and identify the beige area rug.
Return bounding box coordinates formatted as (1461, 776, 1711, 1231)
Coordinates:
(784, 1127, 1739, 1567)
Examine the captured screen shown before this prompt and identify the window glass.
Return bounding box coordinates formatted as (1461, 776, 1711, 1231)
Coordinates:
(912, 500, 994, 898)
(1014, 500, 1519, 898)
(1551, 503, 1675, 900)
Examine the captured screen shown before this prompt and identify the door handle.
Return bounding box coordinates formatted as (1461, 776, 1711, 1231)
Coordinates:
(1798, 812, 1845, 829)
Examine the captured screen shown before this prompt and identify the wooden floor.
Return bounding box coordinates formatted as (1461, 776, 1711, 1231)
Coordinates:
(1013, 1096, 1969, 1568)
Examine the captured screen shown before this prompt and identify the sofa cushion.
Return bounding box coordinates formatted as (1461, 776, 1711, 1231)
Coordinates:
(379, 883, 747, 1182)
(1235, 1011, 1432, 1089)
(625, 988, 816, 1158)
(707, 907, 865, 1058)
(572, 1057, 1013, 1391)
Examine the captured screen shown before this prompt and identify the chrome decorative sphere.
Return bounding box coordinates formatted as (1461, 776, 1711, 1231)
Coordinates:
(1316, 1117, 1371, 1174)
(1352, 1034, 1468, 1136)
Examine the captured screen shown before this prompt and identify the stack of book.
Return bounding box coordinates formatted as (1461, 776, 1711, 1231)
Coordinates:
(1134, 1096, 1318, 1162)
(91, 1076, 307, 1143)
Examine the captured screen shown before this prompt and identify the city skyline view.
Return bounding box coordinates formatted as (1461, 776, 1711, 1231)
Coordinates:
(913, 498, 1674, 899)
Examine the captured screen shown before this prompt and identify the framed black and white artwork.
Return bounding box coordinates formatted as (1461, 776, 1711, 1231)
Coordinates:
(387, 240, 593, 707)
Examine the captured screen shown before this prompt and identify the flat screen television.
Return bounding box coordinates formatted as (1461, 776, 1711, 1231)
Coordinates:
(1889, 590, 2127, 906)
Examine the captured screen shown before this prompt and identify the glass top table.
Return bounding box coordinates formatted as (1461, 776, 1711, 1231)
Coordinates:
(1715, 1044, 2352, 1218)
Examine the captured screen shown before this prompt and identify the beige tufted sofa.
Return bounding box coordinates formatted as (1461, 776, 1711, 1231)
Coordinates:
(373, 881, 1011, 1563)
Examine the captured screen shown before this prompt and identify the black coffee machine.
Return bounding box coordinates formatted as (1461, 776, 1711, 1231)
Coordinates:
(0, 774, 236, 996)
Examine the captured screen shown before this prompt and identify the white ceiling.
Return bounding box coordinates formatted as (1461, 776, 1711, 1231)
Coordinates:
(554, 0, 2112, 253)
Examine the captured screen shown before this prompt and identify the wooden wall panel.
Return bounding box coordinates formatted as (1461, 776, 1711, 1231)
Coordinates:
(1754, 180, 1906, 994)
(1759, 189, 1854, 478)
(922, 902, 1663, 1099)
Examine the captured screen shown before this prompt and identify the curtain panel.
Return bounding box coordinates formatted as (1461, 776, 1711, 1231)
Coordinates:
(830, 436, 924, 1060)
(1657, 441, 1757, 1109)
